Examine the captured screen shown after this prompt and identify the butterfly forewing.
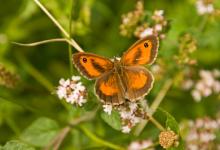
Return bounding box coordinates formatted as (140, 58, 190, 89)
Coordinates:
(121, 35, 159, 66)
(72, 53, 114, 79)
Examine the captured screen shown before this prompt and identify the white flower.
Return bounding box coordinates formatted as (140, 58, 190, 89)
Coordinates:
(196, 118, 204, 128)
(213, 69, 220, 78)
(191, 69, 220, 102)
(200, 132, 216, 142)
(204, 120, 218, 130)
(128, 140, 154, 150)
(185, 117, 220, 149)
(57, 86, 67, 99)
(152, 10, 164, 22)
(119, 109, 133, 119)
(129, 102, 138, 112)
(72, 76, 81, 81)
(196, 0, 214, 15)
(186, 131, 198, 141)
(139, 28, 153, 38)
(122, 125, 131, 133)
(103, 104, 112, 115)
(182, 79, 194, 90)
(131, 116, 141, 124)
(154, 10, 164, 17)
(56, 76, 87, 106)
(213, 81, 220, 93)
(187, 144, 199, 150)
(154, 24, 163, 32)
(192, 90, 202, 102)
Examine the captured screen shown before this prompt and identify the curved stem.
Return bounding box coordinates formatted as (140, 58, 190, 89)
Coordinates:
(12, 38, 78, 48)
(33, 0, 84, 52)
(80, 126, 125, 150)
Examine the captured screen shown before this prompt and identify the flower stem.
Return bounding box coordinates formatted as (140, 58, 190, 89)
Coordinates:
(68, 0, 74, 75)
(45, 108, 98, 150)
(199, 14, 209, 32)
(80, 126, 125, 150)
(33, 0, 84, 52)
(148, 115, 166, 131)
(150, 79, 173, 114)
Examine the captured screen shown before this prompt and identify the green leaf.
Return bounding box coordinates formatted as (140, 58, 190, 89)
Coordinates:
(159, 108, 179, 133)
(159, 108, 184, 150)
(20, 117, 59, 147)
(1, 140, 35, 150)
(101, 110, 122, 130)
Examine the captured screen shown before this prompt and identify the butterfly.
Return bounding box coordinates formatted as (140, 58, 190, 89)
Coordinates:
(72, 35, 159, 105)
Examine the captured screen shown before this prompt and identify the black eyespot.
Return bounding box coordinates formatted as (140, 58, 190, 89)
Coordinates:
(82, 58, 87, 63)
(144, 42, 149, 48)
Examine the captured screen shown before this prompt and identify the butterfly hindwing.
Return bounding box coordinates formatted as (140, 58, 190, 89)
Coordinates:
(121, 35, 159, 66)
(95, 70, 125, 105)
(121, 66, 154, 101)
(72, 52, 114, 79)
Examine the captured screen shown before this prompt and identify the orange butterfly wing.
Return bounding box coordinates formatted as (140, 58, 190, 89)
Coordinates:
(95, 70, 125, 105)
(121, 35, 159, 66)
(72, 52, 114, 79)
(121, 66, 154, 101)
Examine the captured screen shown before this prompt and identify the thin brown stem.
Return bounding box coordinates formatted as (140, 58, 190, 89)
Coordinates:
(12, 38, 76, 48)
(44, 108, 98, 150)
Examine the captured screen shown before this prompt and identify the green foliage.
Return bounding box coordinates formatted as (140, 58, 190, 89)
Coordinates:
(0, 141, 35, 150)
(101, 110, 122, 131)
(20, 117, 59, 147)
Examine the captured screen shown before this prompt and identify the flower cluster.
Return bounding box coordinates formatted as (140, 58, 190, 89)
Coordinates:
(196, 0, 220, 17)
(56, 76, 87, 106)
(119, 1, 169, 39)
(103, 101, 149, 133)
(189, 69, 220, 102)
(0, 63, 19, 88)
(119, 0, 144, 37)
(174, 33, 197, 66)
(128, 139, 154, 150)
(196, 0, 214, 15)
(184, 117, 220, 150)
(159, 130, 179, 149)
(134, 10, 168, 39)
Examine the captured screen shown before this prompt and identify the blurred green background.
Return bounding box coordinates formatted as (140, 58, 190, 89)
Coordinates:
(0, 0, 220, 149)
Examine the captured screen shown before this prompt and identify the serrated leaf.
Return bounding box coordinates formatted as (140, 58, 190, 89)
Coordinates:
(159, 108, 179, 133)
(1, 140, 35, 150)
(101, 110, 122, 130)
(20, 117, 59, 147)
(159, 108, 184, 150)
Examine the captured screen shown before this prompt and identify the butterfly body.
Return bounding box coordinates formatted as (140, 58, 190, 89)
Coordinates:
(73, 35, 159, 105)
